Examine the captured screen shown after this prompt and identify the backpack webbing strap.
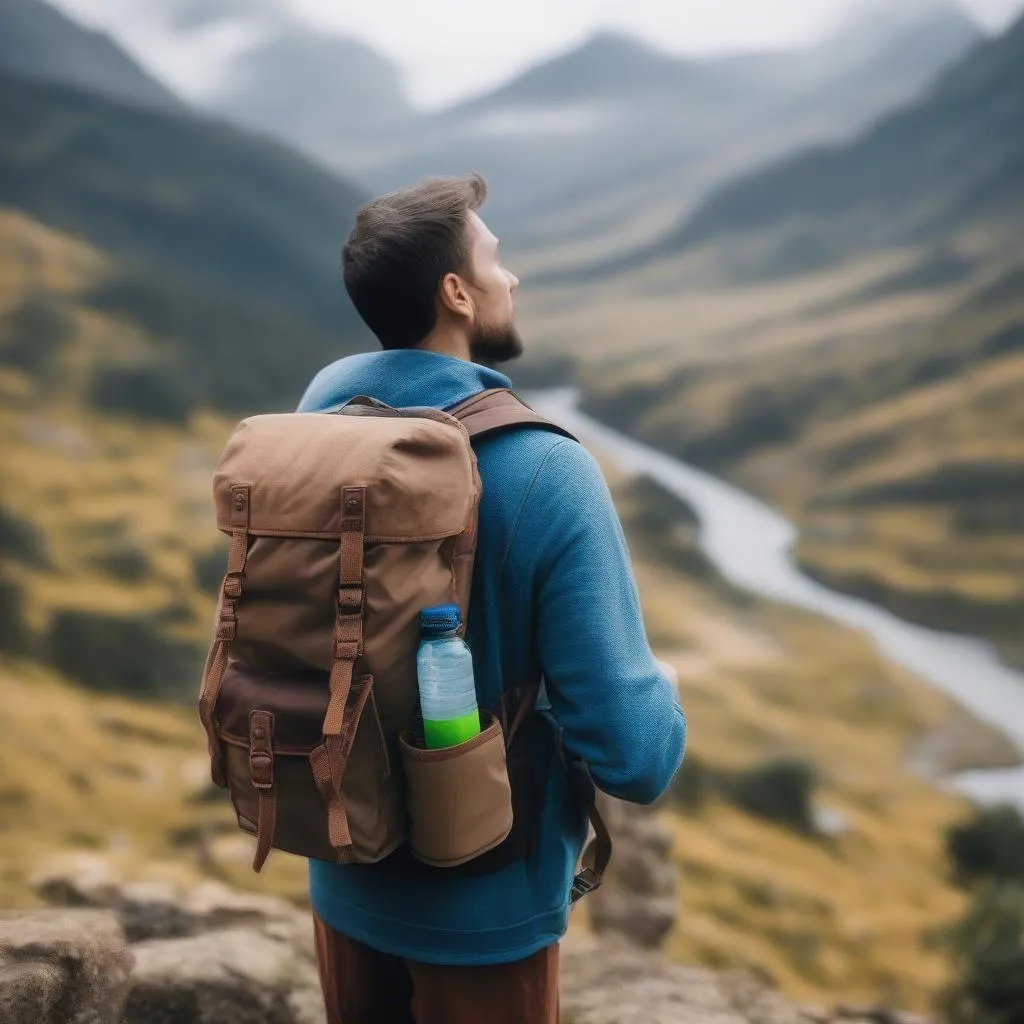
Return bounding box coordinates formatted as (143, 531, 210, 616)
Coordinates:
(451, 388, 578, 444)
(312, 485, 370, 855)
(198, 484, 251, 789)
(451, 390, 612, 903)
(249, 709, 276, 872)
(564, 754, 612, 903)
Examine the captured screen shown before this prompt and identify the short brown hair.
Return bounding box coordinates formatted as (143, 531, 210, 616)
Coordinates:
(342, 174, 488, 350)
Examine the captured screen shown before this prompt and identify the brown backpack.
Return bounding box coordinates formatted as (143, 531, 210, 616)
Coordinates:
(197, 388, 610, 900)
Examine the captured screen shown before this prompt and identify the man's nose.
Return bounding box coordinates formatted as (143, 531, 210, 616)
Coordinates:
(508, 270, 520, 290)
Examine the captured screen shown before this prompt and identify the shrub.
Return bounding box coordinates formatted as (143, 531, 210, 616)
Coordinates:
(90, 540, 154, 583)
(947, 805, 1024, 888)
(667, 754, 714, 813)
(727, 756, 819, 835)
(89, 361, 194, 423)
(193, 544, 228, 595)
(0, 576, 31, 653)
(942, 882, 1024, 1024)
(0, 290, 74, 377)
(0, 504, 49, 568)
(45, 609, 200, 700)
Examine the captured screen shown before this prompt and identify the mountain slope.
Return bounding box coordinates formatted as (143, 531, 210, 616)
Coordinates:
(662, 11, 1024, 269)
(363, 6, 980, 244)
(208, 25, 415, 167)
(0, 0, 180, 109)
(453, 31, 737, 110)
(0, 70, 367, 340)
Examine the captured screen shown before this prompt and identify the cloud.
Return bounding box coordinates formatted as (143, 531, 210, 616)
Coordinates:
(157, 0, 282, 32)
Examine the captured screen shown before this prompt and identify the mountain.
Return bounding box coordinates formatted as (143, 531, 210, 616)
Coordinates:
(453, 31, 738, 110)
(360, 5, 981, 243)
(0, 0, 181, 109)
(207, 25, 415, 168)
(658, 10, 1023, 274)
(0, 69, 371, 412)
(758, 1, 983, 132)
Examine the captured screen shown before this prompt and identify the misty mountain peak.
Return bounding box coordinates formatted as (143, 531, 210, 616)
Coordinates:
(452, 27, 731, 113)
(826, 0, 981, 54)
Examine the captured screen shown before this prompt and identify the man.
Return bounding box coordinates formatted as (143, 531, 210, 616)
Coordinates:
(297, 173, 686, 1024)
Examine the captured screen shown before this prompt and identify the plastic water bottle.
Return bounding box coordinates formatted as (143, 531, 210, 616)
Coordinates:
(416, 604, 481, 749)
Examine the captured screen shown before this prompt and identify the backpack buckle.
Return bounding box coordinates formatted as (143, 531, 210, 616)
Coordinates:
(337, 587, 363, 614)
(334, 639, 362, 661)
(216, 598, 237, 641)
(249, 711, 274, 790)
(570, 868, 601, 904)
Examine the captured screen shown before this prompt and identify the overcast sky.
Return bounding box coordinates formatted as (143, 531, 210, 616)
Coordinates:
(54, 0, 1024, 108)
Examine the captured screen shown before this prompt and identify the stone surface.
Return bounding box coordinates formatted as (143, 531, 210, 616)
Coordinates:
(587, 794, 679, 949)
(1, 869, 933, 1024)
(561, 934, 807, 1024)
(0, 909, 133, 1024)
(34, 868, 312, 950)
(0, 962, 67, 1022)
(126, 927, 323, 1024)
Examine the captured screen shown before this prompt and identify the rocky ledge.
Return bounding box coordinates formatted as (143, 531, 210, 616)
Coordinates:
(0, 866, 928, 1024)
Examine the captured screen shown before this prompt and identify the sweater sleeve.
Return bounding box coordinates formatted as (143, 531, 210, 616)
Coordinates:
(515, 438, 686, 805)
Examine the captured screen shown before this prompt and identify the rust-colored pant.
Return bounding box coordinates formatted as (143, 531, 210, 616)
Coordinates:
(312, 912, 560, 1024)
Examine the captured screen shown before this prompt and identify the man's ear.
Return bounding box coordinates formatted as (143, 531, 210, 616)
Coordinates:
(439, 272, 474, 320)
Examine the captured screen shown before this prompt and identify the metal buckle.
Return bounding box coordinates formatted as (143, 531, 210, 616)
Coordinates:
(337, 586, 363, 614)
(570, 868, 601, 904)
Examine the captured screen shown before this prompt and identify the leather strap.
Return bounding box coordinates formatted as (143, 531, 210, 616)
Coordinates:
(314, 487, 370, 855)
(450, 388, 578, 444)
(311, 675, 375, 855)
(198, 484, 250, 788)
(249, 709, 276, 872)
(449, 392, 609, 902)
(559, 746, 612, 903)
(323, 486, 365, 737)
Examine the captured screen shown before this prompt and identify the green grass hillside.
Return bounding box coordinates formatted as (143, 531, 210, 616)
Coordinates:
(513, 11, 1024, 664)
(572, 250, 1024, 665)
(2, 209, 1014, 1010)
(0, 69, 371, 414)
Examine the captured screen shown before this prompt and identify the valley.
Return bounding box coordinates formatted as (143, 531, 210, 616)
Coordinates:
(2, 0, 1023, 1011)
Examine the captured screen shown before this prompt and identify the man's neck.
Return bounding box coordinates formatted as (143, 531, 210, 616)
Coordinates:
(417, 324, 471, 362)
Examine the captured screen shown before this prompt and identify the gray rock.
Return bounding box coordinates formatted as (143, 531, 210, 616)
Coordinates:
(588, 890, 679, 950)
(562, 934, 762, 1024)
(0, 962, 67, 1021)
(0, 909, 133, 1024)
(33, 870, 312, 948)
(587, 795, 679, 949)
(126, 926, 324, 1024)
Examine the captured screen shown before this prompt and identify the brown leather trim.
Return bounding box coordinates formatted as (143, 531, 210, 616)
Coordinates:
(215, 527, 467, 543)
(449, 389, 579, 443)
(217, 729, 315, 756)
(249, 709, 276, 872)
(399, 714, 500, 763)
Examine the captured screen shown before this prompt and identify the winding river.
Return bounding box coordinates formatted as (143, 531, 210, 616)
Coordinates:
(528, 388, 1024, 811)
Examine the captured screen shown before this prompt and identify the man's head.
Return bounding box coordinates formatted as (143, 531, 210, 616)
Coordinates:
(341, 174, 522, 364)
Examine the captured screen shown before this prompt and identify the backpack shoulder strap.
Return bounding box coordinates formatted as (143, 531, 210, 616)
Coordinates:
(450, 388, 609, 903)
(449, 388, 579, 443)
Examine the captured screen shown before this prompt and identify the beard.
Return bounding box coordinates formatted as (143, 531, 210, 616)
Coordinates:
(469, 320, 524, 367)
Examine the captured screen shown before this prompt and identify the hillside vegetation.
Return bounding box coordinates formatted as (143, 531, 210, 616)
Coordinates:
(0, 0, 180, 109)
(1, 204, 1013, 1010)
(518, 13, 1024, 664)
(0, 71, 371, 413)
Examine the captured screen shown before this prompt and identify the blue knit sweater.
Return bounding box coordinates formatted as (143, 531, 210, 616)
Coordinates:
(297, 349, 686, 965)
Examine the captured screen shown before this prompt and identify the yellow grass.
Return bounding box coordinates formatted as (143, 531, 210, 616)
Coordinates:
(0, 211, 992, 1010)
